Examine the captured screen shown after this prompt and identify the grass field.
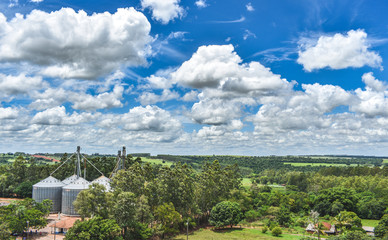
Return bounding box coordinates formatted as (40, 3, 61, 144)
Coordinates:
(173, 227, 304, 240)
(383, 159, 388, 164)
(361, 219, 380, 227)
(284, 162, 357, 167)
(242, 178, 252, 187)
(140, 157, 173, 167)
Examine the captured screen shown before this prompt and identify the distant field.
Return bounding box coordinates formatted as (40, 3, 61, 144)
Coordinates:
(284, 162, 358, 167)
(140, 157, 173, 167)
(173, 228, 302, 240)
(361, 219, 380, 227)
(383, 159, 388, 164)
(309, 156, 352, 159)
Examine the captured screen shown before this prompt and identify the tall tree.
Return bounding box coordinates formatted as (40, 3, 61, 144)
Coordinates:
(73, 183, 113, 220)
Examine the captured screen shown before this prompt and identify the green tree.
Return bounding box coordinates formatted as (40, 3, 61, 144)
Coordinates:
(113, 192, 138, 239)
(157, 163, 198, 217)
(276, 205, 292, 226)
(73, 183, 113, 220)
(65, 216, 122, 240)
(0, 199, 51, 234)
(0, 222, 10, 240)
(209, 201, 242, 228)
(196, 161, 241, 213)
(375, 214, 388, 238)
(154, 202, 181, 237)
(14, 181, 34, 198)
(336, 211, 362, 229)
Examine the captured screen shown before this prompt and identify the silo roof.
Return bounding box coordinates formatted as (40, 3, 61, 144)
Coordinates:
(33, 176, 65, 188)
(62, 177, 90, 190)
(62, 174, 78, 185)
(92, 176, 111, 191)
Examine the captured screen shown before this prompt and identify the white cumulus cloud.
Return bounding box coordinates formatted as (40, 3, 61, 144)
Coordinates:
(297, 29, 382, 71)
(172, 44, 291, 93)
(32, 106, 96, 125)
(0, 8, 151, 79)
(246, 3, 254, 12)
(195, 0, 208, 8)
(0, 107, 19, 119)
(141, 0, 185, 24)
(0, 73, 44, 96)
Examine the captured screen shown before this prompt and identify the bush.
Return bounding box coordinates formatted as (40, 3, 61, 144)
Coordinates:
(271, 227, 282, 237)
(209, 201, 242, 228)
(262, 226, 268, 233)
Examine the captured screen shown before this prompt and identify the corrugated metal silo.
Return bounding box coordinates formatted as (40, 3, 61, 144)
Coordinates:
(92, 176, 111, 191)
(62, 174, 78, 185)
(61, 177, 90, 215)
(32, 176, 64, 212)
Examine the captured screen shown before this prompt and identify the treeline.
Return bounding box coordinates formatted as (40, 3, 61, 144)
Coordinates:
(154, 155, 384, 175)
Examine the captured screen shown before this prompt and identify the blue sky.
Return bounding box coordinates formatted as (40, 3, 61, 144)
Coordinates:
(1, 0, 388, 155)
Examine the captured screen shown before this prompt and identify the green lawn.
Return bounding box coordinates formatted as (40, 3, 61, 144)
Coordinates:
(173, 227, 302, 240)
(242, 178, 252, 187)
(361, 219, 380, 227)
(140, 157, 173, 167)
(284, 162, 357, 167)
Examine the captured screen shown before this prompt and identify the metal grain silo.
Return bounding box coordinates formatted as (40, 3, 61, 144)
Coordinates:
(32, 176, 64, 212)
(62, 174, 78, 185)
(61, 177, 90, 216)
(92, 176, 111, 191)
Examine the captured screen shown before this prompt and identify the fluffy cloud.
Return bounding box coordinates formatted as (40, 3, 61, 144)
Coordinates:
(137, 89, 179, 105)
(71, 85, 124, 111)
(195, 0, 208, 8)
(246, 3, 254, 12)
(297, 29, 382, 71)
(0, 107, 19, 119)
(0, 8, 151, 79)
(351, 73, 388, 117)
(120, 105, 181, 133)
(30, 85, 124, 111)
(145, 75, 172, 89)
(191, 98, 244, 125)
(32, 106, 96, 125)
(172, 44, 291, 93)
(0, 73, 44, 96)
(141, 0, 185, 24)
(251, 83, 352, 133)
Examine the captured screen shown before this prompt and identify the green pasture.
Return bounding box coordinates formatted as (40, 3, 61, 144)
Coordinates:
(140, 157, 173, 167)
(173, 227, 302, 240)
(361, 219, 380, 227)
(284, 162, 357, 167)
(309, 156, 352, 159)
(242, 178, 252, 187)
(383, 159, 388, 164)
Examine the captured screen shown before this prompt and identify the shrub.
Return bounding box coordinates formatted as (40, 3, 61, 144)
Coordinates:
(262, 226, 268, 233)
(271, 227, 282, 237)
(209, 201, 242, 228)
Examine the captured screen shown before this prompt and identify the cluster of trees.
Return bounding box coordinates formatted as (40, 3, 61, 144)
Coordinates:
(0, 198, 52, 236)
(66, 160, 241, 239)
